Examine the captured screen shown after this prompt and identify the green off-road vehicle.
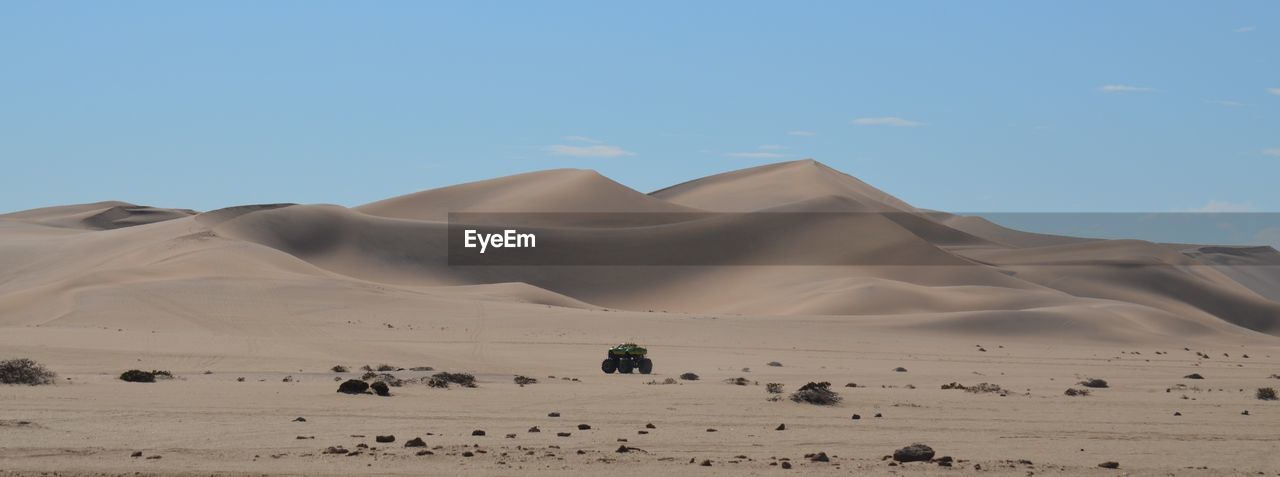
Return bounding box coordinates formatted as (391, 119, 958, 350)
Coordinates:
(601, 343, 653, 374)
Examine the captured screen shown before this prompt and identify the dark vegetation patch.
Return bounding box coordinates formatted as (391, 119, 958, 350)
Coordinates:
(0, 359, 56, 385)
(790, 381, 841, 405)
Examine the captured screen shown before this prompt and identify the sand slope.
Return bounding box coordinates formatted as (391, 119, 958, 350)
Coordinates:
(651, 159, 917, 212)
(358, 169, 695, 222)
(0, 201, 196, 230)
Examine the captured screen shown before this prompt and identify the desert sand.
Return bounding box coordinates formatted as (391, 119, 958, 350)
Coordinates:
(2, 159, 1278, 476)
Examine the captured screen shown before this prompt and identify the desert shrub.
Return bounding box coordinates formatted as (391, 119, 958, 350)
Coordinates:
(767, 361, 782, 367)
(514, 375, 538, 386)
(376, 364, 398, 372)
(151, 370, 174, 380)
(360, 365, 373, 372)
(1064, 388, 1091, 396)
(1183, 373, 1204, 380)
(361, 371, 378, 380)
(120, 370, 156, 383)
(337, 379, 369, 394)
(410, 366, 434, 372)
(725, 377, 752, 386)
(1078, 378, 1108, 388)
(432, 372, 476, 388)
(966, 383, 1005, 395)
(331, 365, 348, 373)
(647, 377, 678, 385)
(791, 382, 841, 405)
(1258, 387, 1278, 401)
(893, 367, 908, 373)
(679, 372, 699, 381)
(766, 383, 784, 394)
(426, 377, 449, 388)
(0, 359, 56, 385)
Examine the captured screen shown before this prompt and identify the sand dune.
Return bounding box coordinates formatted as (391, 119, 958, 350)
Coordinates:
(0, 201, 196, 230)
(651, 159, 917, 212)
(2, 160, 1277, 339)
(359, 169, 694, 223)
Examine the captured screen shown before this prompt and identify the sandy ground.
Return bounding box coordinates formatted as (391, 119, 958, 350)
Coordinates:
(2, 306, 1278, 476)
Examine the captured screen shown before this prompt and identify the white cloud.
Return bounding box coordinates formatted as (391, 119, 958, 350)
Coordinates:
(1268, 88, 1280, 96)
(787, 130, 817, 136)
(1187, 200, 1257, 213)
(851, 117, 923, 127)
(545, 144, 636, 158)
(1263, 148, 1280, 157)
(758, 145, 788, 150)
(1099, 84, 1154, 93)
(1234, 26, 1256, 33)
(725, 152, 787, 159)
(1207, 100, 1245, 107)
(562, 135, 602, 143)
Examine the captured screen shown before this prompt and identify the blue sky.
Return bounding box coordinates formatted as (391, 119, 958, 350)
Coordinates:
(2, 2, 1277, 213)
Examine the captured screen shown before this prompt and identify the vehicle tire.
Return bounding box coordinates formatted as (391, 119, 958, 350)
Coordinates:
(618, 358, 634, 374)
(638, 358, 653, 374)
(601, 358, 617, 374)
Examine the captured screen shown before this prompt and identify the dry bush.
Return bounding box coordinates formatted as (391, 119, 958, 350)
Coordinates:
(790, 381, 841, 405)
(331, 365, 348, 373)
(514, 375, 538, 386)
(120, 370, 156, 383)
(767, 361, 783, 367)
(725, 377, 752, 386)
(679, 372, 699, 381)
(375, 373, 405, 387)
(432, 372, 477, 388)
(376, 364, 398, 372)
(1078, 378, 1108, 388)
(766, 383, 784, 394)
(1064, 388, 1091, 397)
(0, 359, 56, 385)
(965, 383, 1005, 395)
(1258, 387, 1278, 401)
